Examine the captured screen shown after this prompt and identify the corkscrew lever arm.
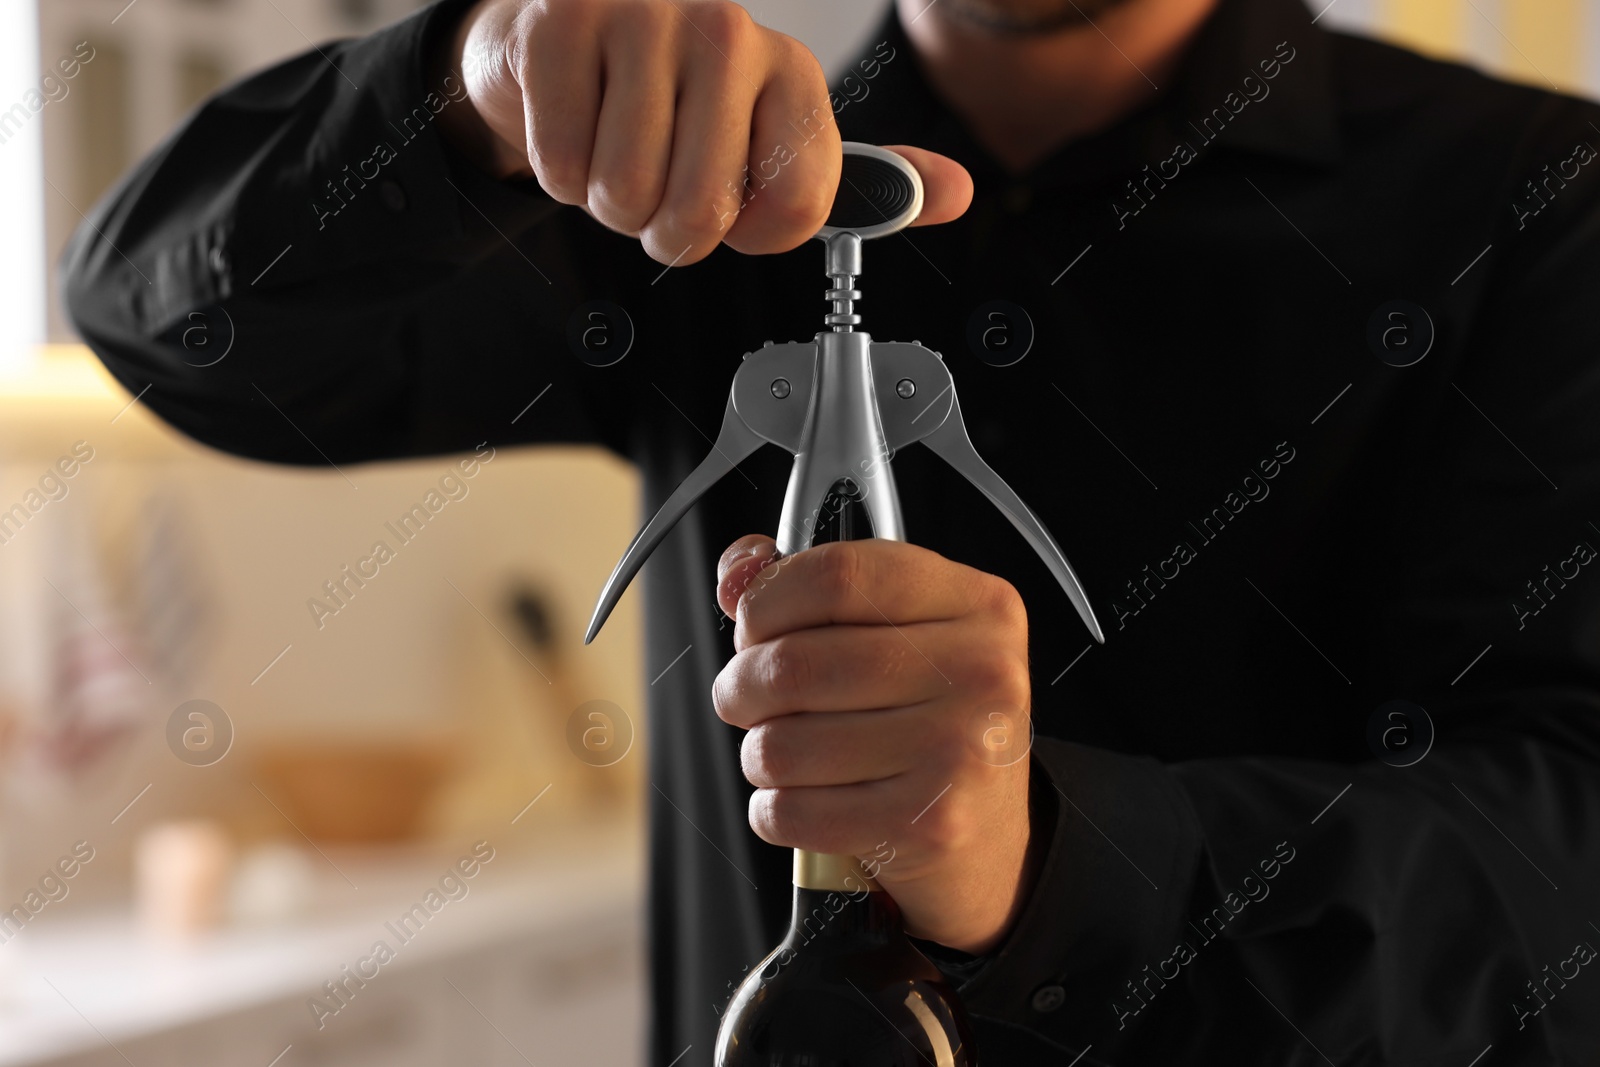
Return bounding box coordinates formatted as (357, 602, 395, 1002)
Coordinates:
(584, 399, 767, 644)
(920, 388, 1105, 644)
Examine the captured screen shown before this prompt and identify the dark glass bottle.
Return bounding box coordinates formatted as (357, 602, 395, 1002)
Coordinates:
(713, 856, 977, 1066)
(714, 481, 977, 1064)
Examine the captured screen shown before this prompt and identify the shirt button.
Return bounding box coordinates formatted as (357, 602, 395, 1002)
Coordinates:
(378, 180, 407, 213)
(209, 245, 228, 276)
(1031, 983, 1066, 1013)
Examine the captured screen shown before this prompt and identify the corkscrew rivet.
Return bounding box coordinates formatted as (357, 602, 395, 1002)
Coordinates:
(896, 378, 916, 399)
(771, 378, 792, 399)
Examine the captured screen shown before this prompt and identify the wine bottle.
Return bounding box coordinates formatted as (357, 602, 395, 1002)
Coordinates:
(715, 484, 977, 1066)
(714, 852, 976, 1066)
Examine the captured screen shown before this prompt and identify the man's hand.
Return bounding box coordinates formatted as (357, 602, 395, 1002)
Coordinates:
(436, 0, 973, 265)
(714, 534, 1042, 956)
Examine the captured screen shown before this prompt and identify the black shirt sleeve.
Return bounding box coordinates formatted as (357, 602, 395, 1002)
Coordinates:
(60, 0, 633, 466)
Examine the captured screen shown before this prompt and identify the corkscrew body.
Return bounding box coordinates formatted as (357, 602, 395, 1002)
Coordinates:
(585, 143, 1104, 645)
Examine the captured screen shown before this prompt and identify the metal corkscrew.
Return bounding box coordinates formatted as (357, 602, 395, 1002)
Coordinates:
(585, 142, 1105, 646)
(586, 143, 1103, 1064)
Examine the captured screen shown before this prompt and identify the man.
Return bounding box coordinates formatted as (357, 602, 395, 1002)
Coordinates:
(64, 0, 1600, 1061)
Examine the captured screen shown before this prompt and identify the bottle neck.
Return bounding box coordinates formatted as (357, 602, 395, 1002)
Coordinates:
(785, 884, 902, 948)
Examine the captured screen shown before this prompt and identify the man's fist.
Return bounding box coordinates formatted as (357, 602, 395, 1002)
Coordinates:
(714, 534, 1042, 956)
(436, 0, 973, 264)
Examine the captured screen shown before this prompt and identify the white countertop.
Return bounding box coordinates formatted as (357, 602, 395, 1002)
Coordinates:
(0, 832, 644, 1066)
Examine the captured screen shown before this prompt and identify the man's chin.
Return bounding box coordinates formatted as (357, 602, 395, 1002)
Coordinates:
(935, 0, 1136, 33)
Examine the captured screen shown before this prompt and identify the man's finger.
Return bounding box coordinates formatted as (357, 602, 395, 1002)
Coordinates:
(585, 6, 678, 234)
(722, 34, 840, 254)
(883, 144, 973, 228)
(717, 534, 780, 617)
(740, 706, 932, 788)
(714, 623, 964, 727)
(519, 4, 602, 204)
(748, 777, 970, 861)
(733, 539, 1001, 648)
(639, 4, 763, 264)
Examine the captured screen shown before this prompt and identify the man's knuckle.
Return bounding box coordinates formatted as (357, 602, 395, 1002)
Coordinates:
(590, 167, 662, 227)
(910, 801, 965, 854)
(754, 788, 802, 845)
(772, 30, 822, 73)
(618, 0, 674, 36)
(927, 736, 970, 779)
(982, 575, 1025, 620)
(815, 542, 860, 606)
(955, 650, 1010, 694)
(763, 180, 833, 234)
(742, 722, 787, 785)
(654, 200, 726, 247)
(519, 1, 566, 44)
(530, 143, 589, 200)
(1002, 651, 1033, 703)
(763, 636, 811, 701)
(690, 0, 756, 54)
(711, 666, 738, 723)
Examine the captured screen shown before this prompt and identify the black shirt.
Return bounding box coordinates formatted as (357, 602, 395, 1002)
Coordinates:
(63, 0, 1600, 1061)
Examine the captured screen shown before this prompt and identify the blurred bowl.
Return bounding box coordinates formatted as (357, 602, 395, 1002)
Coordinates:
(252, 741, 456, 843)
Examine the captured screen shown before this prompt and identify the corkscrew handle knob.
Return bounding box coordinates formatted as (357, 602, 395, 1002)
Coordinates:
(816, 143, 925, 241)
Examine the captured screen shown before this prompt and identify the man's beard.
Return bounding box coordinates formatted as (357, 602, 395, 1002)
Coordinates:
(935, 0, 1140, 33)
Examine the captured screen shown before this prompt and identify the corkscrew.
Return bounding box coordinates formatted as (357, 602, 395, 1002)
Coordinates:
(585, 142, 1104, 646)
(584, 142, 1104, 1066)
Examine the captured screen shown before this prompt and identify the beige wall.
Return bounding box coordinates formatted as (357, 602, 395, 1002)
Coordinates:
(0, 357, 644, 903)
(1344, 0, 1594, 94)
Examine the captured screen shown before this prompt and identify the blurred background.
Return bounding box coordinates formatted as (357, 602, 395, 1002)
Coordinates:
(0, 0, 1593, 1064)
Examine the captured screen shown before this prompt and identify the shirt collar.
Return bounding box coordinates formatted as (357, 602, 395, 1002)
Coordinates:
(835, 0, 1341, 179)
(1169, 0, 1342, 167)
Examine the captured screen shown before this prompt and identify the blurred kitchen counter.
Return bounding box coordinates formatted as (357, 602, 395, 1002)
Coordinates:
(0, 820, 645, 1067)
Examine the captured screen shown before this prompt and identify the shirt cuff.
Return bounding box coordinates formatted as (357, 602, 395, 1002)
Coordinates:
(956, 736, 1205, 1042)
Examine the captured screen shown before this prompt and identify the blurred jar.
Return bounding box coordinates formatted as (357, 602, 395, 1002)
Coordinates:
(134, 819, 232, 940)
